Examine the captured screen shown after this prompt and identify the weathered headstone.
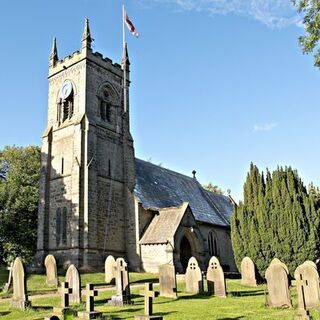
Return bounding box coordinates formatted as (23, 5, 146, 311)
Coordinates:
(78, 283, 102, 319)
(135, 283, 163, 320)
(240, 257, 257, 286)
(53, 282, 72, 317)
(11, 257, 30, 310)
(270, 258, 289, 275)
(265, 261, 292, 308)
(65, 264, 81, 304)
(105, 255, 116, 284)
(44, 254, 58, 287)
(159, 263, 177, 298)
(207, 256, 226, 297)
(185, 257, 203, 294)
(3, 261, 13, 292)
(108, 258, 131, 306)
(294, 262, 320, 310)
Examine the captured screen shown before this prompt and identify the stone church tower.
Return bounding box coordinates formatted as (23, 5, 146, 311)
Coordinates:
(36, 19, 138, 270)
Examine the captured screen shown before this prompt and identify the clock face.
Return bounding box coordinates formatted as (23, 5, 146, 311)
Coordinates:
(60, 80, 73, 99)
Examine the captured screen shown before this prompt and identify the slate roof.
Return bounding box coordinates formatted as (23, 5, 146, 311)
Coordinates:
(134, 158, 233, 227)
(140, 203, 189, 245)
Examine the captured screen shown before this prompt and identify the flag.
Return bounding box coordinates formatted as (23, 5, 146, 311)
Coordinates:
(125, 13, 139, 38)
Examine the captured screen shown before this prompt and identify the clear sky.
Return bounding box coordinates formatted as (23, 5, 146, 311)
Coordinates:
(0, 0, 319, 201)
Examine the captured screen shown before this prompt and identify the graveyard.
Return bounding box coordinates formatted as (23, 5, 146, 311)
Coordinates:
(1, 255, 320, 319)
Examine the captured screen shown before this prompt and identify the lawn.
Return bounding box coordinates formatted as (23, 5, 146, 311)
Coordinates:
(0, 267, 320, 319)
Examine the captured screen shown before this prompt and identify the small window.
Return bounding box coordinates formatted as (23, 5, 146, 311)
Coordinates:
(56, 208, 61, 246)
(62, 207, 67, 244)
(108, 159, 111, 177)
(100, 101, 111, 122)
(61, 158, 64, 175)
(208, 231, 218, 257)
(62, 93, 74, 122)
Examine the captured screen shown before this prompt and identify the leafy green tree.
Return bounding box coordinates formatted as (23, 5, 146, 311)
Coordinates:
(293, 0, 320, 67)
(231, 163, 320, 277)
(0, 146, 41, 263)
(203, 182, 224, 195)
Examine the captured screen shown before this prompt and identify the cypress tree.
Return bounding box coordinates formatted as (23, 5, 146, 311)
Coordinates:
(231, 164, 320, 277)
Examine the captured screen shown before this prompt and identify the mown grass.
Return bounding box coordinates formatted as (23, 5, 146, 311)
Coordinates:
(1, 267, 320, 319)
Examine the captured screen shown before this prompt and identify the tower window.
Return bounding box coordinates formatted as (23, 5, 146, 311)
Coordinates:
(61, 157, 64, 175)
(56, 207, 67, 246)
(100, 101, 111, 122)
(62, 94, 74, 122)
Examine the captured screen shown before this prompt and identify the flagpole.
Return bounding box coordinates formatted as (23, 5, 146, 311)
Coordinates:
(122, 4, 128, 114)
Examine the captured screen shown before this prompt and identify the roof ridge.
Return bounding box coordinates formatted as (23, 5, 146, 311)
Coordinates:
(135, 158, 195, 182)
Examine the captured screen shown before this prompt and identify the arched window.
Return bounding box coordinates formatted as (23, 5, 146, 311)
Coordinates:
(98, 85, 116, 123)
(56, 207, 67, 246)
(56, 208, 61, 246)
(62, 92, 74, 122)
(208, 231, 218, 257)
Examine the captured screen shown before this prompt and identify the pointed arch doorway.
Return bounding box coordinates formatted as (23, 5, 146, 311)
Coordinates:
(180, 235, 192, 272)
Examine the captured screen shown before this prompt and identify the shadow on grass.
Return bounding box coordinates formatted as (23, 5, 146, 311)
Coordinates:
(0, 311, 11, 316)
(228, 290, 264, 297)
(217, 317, 244, 320)
(176, 294, 212, 301)
(31, 305, 53, 311)
(103, 310, 176, 319)
(131, 278, 158, 285)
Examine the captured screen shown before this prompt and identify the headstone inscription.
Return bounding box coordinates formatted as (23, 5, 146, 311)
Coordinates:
(265, 261, 292, 308)
(44, 254, 58, 286)
(105, 255, 116, 284)
(108, 258, 131, 306)
(65, 264, 81, 304)
(11, 257, 30, 310)
(185, 257, 203, 294)
(206, 256, 226, 297)
(159, 264, 177, 298)
(77, 283, 102, 319)
(294, 262, 320, 310)
(240, 257, 257, 286)
(135, 283, 163, 320)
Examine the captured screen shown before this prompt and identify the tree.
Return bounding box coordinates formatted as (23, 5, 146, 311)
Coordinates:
(0, 146, 41, 263)
(293, 0, 320, 67)
(231, 163, 320, 277)
(203, 182, 224, 195)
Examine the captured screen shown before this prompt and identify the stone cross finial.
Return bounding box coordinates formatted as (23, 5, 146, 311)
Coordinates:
(192, 170, 196, 179)
(140, 283, 159, 316)
(85, 283, 98, 313)
(59, 282, 72, 308)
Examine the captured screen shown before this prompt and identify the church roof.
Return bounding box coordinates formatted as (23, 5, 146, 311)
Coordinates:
(139, 203, 189, 245)
(134, 158, 233, 227)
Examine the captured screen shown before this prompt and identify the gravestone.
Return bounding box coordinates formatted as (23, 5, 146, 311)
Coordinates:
(135, 283, 163, 320)
(11, 257, 30, 310)
(3, 261, 13, 292)
(108, 258, 131, 306)
(270, 258, 289, 275)
(78, 283, 102, 319)
(294, 262, 320, 310)
(159, 263, 177, 298)
(241, 257, 257, 286)
(207, 256, 226, 297)
(65, 264, 81, 304)
(265, 261, 292, 308)
(44, 254, 58, 287)
(185, 257, 203, 294)
(53, 282, 72, 317)
(105, 255, 116, 284)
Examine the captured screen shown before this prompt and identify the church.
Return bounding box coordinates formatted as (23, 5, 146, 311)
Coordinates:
(36, 19, 237, 273)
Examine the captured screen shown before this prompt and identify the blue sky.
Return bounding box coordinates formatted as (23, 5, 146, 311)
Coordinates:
(0, 0, 319, 200)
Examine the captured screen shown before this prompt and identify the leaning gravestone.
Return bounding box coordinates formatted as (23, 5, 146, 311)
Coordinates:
(11, 257, 30, 310)
(44, 254, 58, 286)
(265, 260, 292, 308)
(65, 264, 81, 304)
(159, 263, 177, 298)
(294, 262, 320, 310)
(105, 255, 116, 284)
(207, 256, 226, 297)
(241, 257, 257, 286)
(108, 257, 131, 306)
(185, 257, 203, 294)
